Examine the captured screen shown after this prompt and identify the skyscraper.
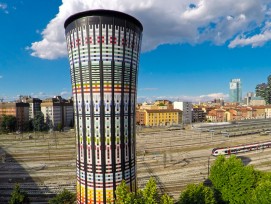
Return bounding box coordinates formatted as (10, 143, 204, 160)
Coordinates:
(229, 79, 242, 103)
(64, 10, 143, 204)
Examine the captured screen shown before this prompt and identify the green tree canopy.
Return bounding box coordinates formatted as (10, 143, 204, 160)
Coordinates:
(115, 177, 174, 204)
(251, 180, 271, 204)
(9, 184, 30, 204)
(161, 194, 174, 204)
(115, 180, 137, 204)
(210, 155, 259, 204)
(1, 115, 17, 133)
(32, 112, 46, 132)
(23, 119, 33, 132)
(57, 123, 63, 132)
(178, 183, 217, 204)
(142, 177, 159, 204)
(49, 189, 76, 204)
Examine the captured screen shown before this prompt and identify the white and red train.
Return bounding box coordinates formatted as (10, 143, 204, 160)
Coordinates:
(212, 141, 271, 156)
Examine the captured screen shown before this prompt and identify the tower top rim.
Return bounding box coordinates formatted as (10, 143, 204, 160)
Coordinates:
(64, 9, 143, 31)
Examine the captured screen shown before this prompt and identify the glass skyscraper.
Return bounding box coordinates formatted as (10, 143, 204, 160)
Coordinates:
(64, 10, 143, 204)
(229, 79, 242, 102)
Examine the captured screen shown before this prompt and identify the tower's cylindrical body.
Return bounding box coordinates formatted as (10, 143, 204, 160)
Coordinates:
(64, 10, 143, 204)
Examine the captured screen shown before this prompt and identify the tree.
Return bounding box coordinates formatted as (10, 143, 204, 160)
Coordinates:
(1, 115, 17, 133)
(23, 119, 33, 132)
(57, 123, 63, 132)
(142, 177, 159, 204)
(251, 180, 271, 204)
(178, 183, 217, 204)
(115, 180, 138, 204)
(9, 184, 30, 204)
(161, 194, 174, 204)
(210, 155, 258, 204)
(49, 189, 76, 204)
(115, 177, 174, 204)
(32, 112, 45, 132)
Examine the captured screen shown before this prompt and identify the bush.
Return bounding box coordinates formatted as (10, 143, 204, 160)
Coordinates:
(49, 189, 76, 204)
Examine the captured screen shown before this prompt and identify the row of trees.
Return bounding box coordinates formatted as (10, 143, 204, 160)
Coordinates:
(0, 113, 46, 133)
(8, 184, 76, 204)
(0, 113, 66, 133)
(8, 178, 171, 204)
(0, 115, 18, 132)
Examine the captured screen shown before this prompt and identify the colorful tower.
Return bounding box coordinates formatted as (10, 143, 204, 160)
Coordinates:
(64, 10, 143, 204)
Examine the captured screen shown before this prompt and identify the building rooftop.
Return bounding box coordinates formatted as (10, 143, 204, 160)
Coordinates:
(145, 109, 181, 113)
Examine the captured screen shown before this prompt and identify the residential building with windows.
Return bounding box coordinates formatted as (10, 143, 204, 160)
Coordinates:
(173, 101, 192, 124)
(250, 97, 266, 106)
(192, 107, 206, 122)
(41, 96, 73, 129)
(144, 109, 182, 126)
(27, 98, 42, 119)
(0, 102, 29, 131)
(252, 106, 266, 119)
(136, 109, 146, 126)
(20, 96, 42, 119)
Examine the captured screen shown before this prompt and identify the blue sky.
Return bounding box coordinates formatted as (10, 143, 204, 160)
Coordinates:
(1, 0, 271, 103)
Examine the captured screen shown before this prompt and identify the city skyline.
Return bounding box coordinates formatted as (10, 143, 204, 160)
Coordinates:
(1, 1, 271, 103)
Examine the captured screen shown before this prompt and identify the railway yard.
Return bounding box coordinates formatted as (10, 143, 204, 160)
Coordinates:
(1, 119, 271, 203)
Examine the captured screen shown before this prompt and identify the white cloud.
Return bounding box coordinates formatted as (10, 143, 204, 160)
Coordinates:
(0, 2, 8, 14)
(137, 93, 229, 103)
(0, 75, 3, 79)
(28, 92, 53, 99)
(0, 3, 7, 10)
(229, 21, 271, 48)
(29, 0, 271, 59)
(60, 91, 71, 97)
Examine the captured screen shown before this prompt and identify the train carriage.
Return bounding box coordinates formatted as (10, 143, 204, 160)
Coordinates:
(212, 141, 271, 156)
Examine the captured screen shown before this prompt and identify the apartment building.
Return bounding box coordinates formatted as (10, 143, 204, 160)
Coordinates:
(192, 107, 206, 122)
(144, 109, 182, 126)
(20, 96, 42, 119)
(136, 109, 146, 126)
(41, 96, 73, 129)
(173, 101, 192, 124)
(0, 102, 29, 131)
(206, 109, 226, 122)
(252, 106, 266, 119)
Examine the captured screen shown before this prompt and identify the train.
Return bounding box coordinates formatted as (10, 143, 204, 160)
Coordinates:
(212, 141, 271, 156)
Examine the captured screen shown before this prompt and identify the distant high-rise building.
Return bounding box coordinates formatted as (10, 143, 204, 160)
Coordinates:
(64, 10, 143, 204)
(229, 79, 242, 103)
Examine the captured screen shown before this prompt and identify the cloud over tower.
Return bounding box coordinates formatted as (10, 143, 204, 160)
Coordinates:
(29, 0, 271, 59)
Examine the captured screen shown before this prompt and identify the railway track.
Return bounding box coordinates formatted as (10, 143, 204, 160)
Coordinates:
(1, 121, 271, 202)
